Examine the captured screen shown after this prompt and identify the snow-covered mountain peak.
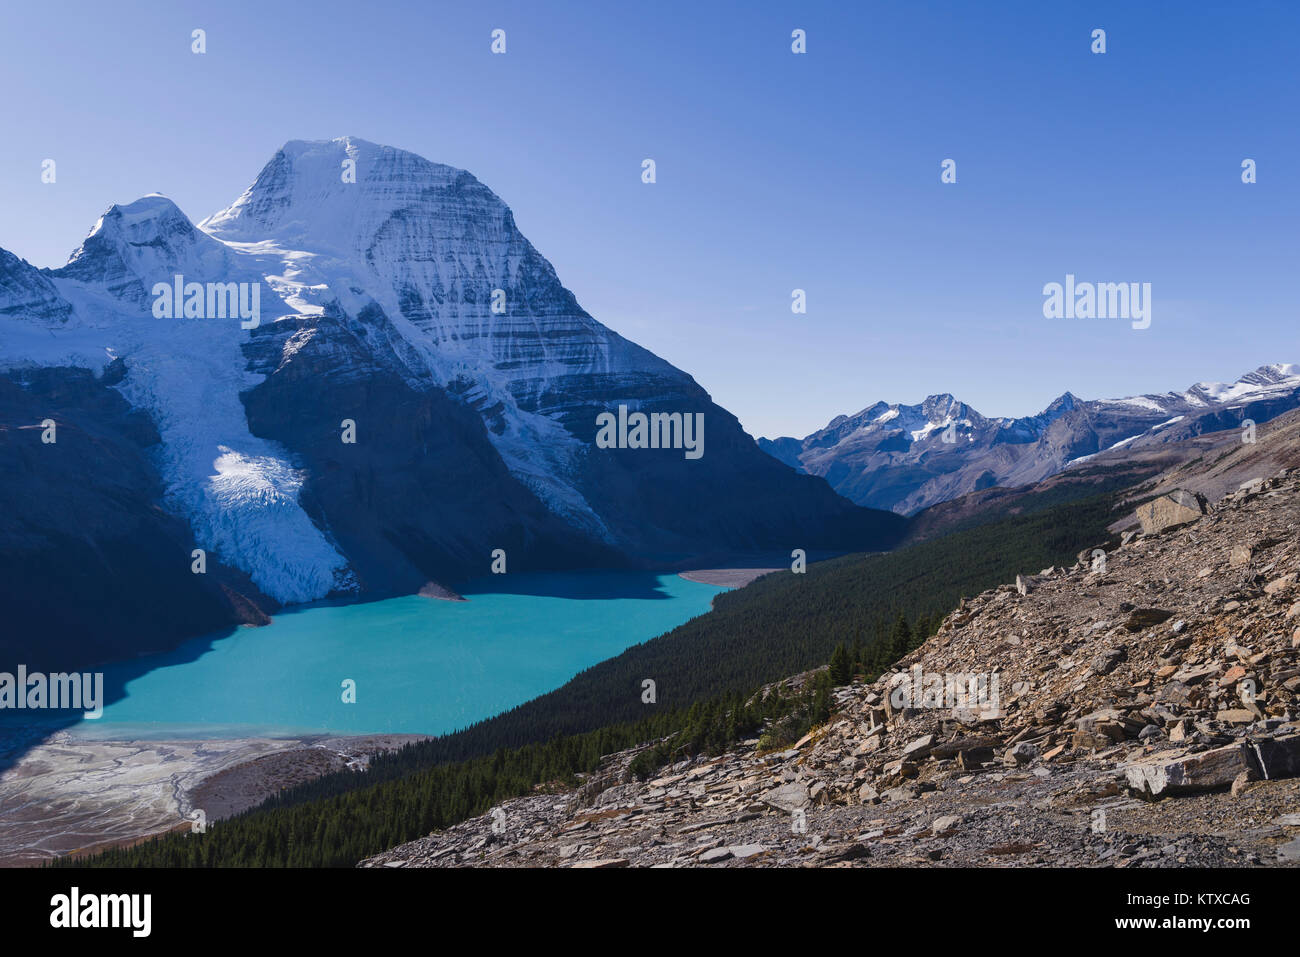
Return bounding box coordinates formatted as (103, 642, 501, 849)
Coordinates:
(1231, 362, 1299, 389)
(200, 137, 476, 253)
(3, 140, 893, 608)
(1185, 363, 1300, 405)
(919, 393, 978, 425)
(197, 137, 592, 373)
(60, 194, 241, 305)
(71, 194, 196, 256)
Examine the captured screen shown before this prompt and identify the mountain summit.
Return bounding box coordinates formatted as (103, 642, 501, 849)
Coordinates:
(0, 138, 900, 661)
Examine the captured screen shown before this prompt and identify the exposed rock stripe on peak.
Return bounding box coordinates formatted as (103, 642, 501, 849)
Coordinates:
(0, 247, 74, 324)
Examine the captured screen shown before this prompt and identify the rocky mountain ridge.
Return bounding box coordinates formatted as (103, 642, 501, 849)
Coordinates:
(760, 364, 1300, 515)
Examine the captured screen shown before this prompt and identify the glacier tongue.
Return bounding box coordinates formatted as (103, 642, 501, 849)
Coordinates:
(55, 283, 353, 604)
(0, 196, 354, 605)
(102, 308, 353, 604)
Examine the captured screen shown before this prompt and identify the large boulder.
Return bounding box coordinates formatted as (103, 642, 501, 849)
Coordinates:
(1136, 489, 1207, 535)
(1125, 735, 1300, 798)
(760, 782, 810, 813)
(1123, 743, 1258, 798)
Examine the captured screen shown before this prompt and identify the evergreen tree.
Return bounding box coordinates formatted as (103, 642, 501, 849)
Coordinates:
(829, 643, 851, 686)
(888, 611, 912, 663)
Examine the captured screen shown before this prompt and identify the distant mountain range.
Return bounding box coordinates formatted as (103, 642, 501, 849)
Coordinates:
(759, 363, 1300, 514)
(0, 137, 900, 665)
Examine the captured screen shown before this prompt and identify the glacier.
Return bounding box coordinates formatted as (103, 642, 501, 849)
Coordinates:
(1, 195, 354, 603)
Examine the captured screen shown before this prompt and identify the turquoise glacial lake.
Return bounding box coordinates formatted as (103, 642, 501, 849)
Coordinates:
(68, 571, 725, 740)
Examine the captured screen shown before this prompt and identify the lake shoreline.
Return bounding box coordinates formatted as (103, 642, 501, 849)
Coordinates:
(78, 571, 724, 735)
(2, 569, 763, 865)
(677, 567, 781, 588)
(0, 729, 430, 866)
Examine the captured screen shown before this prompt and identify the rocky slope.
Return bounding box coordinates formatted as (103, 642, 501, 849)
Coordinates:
(0, 137, 900, 661)
(1122, 407, 1300, 513)
(760, 364, 1300, 515)
(363, 467, 1300, 868)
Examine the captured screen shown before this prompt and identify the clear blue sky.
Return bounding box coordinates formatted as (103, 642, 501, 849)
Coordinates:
(2, 1, 1297, 438)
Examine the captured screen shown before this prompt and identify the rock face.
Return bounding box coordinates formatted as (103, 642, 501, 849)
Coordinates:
(0, 137, 903, 660)
(758, 365, 1300, 515)
(1136, 489, 1208, 535)
(0, 248, 73, 323)
(364, 468, 1300, 868)
(0, 365, 270, 670)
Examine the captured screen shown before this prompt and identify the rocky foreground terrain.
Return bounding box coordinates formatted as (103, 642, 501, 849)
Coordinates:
(363, 470, 1300, 869)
